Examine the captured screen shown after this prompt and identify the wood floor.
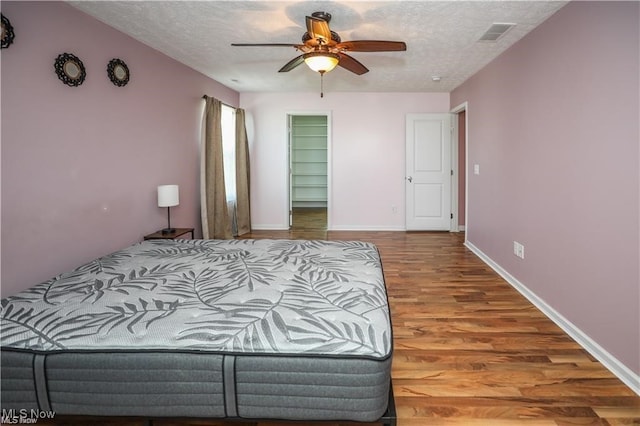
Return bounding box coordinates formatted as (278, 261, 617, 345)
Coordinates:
(31, 210, 640, 426)
(291, 207, 327, 234)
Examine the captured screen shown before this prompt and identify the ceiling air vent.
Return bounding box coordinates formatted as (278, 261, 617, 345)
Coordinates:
(478, 23, 516, 42)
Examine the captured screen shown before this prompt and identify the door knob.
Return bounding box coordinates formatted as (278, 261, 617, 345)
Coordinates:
(406, 176, 413, 183)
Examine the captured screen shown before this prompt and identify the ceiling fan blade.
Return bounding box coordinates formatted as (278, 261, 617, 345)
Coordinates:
(337, 40, 407, 52)
(306, 15, 332, 43)
(232, 43, 303, 48)
(279, 54, 305, 72)
(337, 53, 369, 75)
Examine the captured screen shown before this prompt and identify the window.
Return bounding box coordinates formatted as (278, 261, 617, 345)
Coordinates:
(221, 104, 236, 202)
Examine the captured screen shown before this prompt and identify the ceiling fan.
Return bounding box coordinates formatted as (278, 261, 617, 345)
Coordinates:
(231, 11, 407, 76)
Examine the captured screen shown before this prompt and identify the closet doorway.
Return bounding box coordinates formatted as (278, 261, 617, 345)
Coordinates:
(288, 113, 330, 232)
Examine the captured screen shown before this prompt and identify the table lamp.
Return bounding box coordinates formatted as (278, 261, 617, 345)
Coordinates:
(157, 185, 179, 234)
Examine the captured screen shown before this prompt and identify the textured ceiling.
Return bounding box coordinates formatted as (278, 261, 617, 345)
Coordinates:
(68, 1, 568, 93)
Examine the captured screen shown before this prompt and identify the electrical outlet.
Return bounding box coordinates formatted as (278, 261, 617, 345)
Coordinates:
(513, 241, 525, 259)
(391, 205, 398, 214)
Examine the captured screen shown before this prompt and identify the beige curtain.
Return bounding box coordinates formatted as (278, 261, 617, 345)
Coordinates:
(201, 96, 232, 239)
(235, 108, 251, 235)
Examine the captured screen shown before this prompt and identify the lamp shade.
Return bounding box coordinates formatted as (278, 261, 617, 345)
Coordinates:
(304, 52, 339, 73)
(157, 185, 179, 207)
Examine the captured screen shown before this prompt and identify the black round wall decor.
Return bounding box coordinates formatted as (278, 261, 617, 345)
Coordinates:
(107, 58, 130, 87)
(54, 53, 86, 87)
(1, 14, 15, 49)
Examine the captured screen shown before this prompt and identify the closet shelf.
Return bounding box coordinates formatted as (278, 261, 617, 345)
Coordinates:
(293, 197, 327, 202)
(292, 183, 326, 188)
(292, 147, 328, 150)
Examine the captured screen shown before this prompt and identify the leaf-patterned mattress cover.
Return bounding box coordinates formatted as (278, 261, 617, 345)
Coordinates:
(1, 239, 392, 360)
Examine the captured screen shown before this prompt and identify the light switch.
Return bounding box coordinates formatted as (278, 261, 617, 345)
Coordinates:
(474, 164, 480, 175)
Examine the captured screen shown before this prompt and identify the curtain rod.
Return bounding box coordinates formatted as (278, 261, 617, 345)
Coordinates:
(202, 95, 236, 110)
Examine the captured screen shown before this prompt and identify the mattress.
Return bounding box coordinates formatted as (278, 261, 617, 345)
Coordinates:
(1, 239, 393, 422)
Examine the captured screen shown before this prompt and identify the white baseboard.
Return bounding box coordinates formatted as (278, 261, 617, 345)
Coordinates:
(250, 224, 289, 231)
(458, 225, 466, 232)
(328, 225, 406, 231)
(251, 224, 407, 232)
(465, 241, 640, 396)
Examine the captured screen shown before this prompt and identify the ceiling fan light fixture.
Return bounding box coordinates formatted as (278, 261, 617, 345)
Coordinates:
(304, 52, 339, 73)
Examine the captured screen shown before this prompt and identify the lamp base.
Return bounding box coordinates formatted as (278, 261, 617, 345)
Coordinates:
(161, 228, 176, 235)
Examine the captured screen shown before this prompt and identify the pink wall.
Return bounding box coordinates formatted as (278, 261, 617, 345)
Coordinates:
(1, 1, 239, 296)
(240, 92, 450, 230)
(451, 2, 639, 375)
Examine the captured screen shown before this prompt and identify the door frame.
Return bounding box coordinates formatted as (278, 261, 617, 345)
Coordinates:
(450, 101, 469, 237)
(286, 111, 332, 229)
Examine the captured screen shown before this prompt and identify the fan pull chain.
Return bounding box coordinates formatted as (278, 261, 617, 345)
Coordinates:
(319, 70, 325, 98)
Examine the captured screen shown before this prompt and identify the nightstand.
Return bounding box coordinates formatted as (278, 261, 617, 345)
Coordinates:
(143, 227, 194, 240)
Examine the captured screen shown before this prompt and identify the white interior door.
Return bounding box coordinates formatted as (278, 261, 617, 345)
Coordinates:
(406, 113, 452, 230)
